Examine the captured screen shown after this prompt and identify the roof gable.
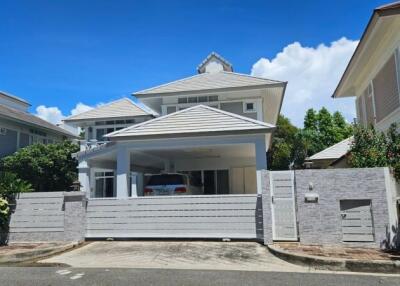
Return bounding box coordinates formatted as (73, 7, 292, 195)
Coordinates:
(106, 104, 274, 139)
(63, 98, 153, 122)
(197, 52, 233, 73)
(134, 71, 284, 97)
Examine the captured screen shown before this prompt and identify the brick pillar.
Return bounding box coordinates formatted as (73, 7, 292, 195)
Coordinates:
(63, 192, 86, 242)
(262, 171, 273, 245)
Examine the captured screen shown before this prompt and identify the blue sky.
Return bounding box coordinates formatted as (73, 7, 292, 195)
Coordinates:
(0, 0, 388, 126)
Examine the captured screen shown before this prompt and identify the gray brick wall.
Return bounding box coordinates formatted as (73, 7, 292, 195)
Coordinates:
(263, 168, 392, 247)
(8, 192, 86, 243)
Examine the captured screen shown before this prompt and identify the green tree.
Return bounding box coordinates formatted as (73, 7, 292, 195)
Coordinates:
(0, 141, 79, 192)
(269, 115, 298, 170)
(304, 108, 318, 131)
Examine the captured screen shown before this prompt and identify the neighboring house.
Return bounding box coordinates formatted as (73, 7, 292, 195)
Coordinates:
(75, 52, 286, 198)
(333, 2, 400, 131)
(63, 98, 155, 143)
(305, 137, 353, 169)
(0, 91, 77, 158)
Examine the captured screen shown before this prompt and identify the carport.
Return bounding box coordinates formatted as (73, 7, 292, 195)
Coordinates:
(76, 105, 273, 239)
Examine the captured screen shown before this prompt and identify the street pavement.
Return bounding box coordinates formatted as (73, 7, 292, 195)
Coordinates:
(0, 267, 399, 286)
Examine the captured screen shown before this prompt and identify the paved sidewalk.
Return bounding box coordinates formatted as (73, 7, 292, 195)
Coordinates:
(268, 243, 400, 273)
(273, 243, 400, 261)
(41, 241, 305, 272)
(0, 242, 79, 264)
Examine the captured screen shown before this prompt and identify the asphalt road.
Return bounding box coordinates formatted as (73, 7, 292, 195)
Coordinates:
(0, 267, 399, 286)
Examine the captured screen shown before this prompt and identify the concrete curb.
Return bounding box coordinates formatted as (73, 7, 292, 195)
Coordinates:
(0, 242, 80, 264)
(267, 245, 400, 274)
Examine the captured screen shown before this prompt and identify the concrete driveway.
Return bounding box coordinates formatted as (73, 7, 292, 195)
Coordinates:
(41, 241, 305, 272)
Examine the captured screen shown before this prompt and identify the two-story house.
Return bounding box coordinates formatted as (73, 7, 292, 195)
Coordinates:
(73, 53, 286, 199)
(0, 91, 77, 157)
(333, 2, 400, 131)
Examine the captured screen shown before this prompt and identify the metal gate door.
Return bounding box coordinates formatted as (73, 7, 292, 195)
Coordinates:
(270, 171, 298, 241)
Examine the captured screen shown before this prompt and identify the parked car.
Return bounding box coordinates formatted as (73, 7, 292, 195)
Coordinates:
(144, 173, 202, 196)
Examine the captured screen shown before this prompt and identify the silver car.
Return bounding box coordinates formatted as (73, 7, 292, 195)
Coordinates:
(144, 173, 200, 196)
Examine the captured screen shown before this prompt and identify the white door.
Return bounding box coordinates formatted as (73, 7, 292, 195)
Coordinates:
(270, 171, 298, 241)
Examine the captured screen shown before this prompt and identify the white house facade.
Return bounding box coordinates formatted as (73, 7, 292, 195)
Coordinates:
(0, 91, 78, 158)
(72, 53, 286, 199)
(333, 2, 400, 131)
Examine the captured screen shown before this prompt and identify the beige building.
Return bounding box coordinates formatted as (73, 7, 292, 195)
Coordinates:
(333, 2, 400, 131)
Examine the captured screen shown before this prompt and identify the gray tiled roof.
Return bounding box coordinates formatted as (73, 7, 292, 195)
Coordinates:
(0, 91, 31, 106)
(0, 104, 78, 138)
(106, 104, 274, 139)
(63, 98, 152, 122)
(134, 71, 284, 97)
(308, 137, 353, 161)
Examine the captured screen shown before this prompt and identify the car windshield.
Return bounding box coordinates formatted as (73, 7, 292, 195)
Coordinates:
(147, 174, 185, 186)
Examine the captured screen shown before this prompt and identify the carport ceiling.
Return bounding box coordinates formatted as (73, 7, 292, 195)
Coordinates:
(135, 144, 254, 160)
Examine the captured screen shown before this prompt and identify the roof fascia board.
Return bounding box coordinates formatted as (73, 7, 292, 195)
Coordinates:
(108, 128, 274, 141)
(134, 82, 287, 98)
(333, 13, 380, 98)
(63, 114, 153, 123)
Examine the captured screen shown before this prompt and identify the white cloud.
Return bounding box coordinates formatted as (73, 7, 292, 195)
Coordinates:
(36, 105, 65, 124)
(35, 102, 95, 124)
(71, 102, 94, 116)
(251, 37, 359, 126)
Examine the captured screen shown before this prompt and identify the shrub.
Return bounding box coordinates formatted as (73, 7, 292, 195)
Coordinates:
(0, 172, 33, 200)
(349, 123, 400, 181)
(0, 141, 79, 192)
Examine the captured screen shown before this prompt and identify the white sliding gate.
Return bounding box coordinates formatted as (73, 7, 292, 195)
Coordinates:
(86, 194, 263, 240)
(270, 171, 298, 241)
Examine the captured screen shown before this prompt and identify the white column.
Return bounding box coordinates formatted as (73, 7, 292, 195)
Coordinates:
(78, 160, 90, 196)
(255, 136, 267, 194)
(130, 172, 138, 198)
(116, 146, 130, 198)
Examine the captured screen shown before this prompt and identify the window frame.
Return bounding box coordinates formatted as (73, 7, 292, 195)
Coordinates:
(243, 101, 257, 113)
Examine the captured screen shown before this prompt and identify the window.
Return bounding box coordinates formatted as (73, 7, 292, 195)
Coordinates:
(166, 106, 177, 114)
(94, 171, 115, 198)
(243, 101, 256, 113)
(188, 97, 198, 103)
(198, 96, 208, 102)
(208, 95, 218, 102)
(178, 97, 188, 104)
(372, 53, 400, 122)
(177, 95, 219, 104)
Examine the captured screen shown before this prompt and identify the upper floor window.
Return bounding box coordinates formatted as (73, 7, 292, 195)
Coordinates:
(95, 119, 135, 126)
(243, 101, 256, 113)
(178, 95, 218, 104)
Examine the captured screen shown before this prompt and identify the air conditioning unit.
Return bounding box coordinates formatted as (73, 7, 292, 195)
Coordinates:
(0, 127, 6, 135)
